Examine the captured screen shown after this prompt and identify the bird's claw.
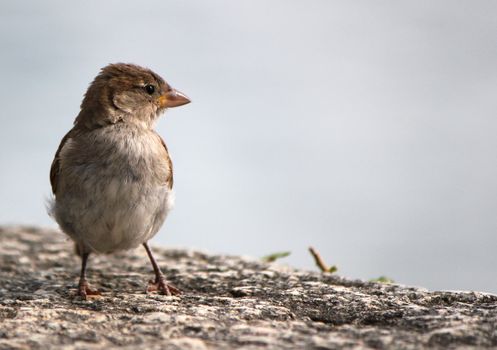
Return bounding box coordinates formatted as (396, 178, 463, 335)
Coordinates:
(78, 280, 101, 300)
(146, 276, 181, 296)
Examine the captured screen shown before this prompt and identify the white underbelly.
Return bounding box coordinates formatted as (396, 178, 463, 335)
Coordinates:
(53, 177, 175, 253)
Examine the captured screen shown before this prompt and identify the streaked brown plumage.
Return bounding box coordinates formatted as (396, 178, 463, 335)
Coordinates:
(49, 63, 190, 298)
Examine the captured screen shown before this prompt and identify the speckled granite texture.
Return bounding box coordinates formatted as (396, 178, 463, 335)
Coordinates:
(0, 226, 496, 349)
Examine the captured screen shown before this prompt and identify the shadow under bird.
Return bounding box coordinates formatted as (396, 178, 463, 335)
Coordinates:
(49, 63, 190, 299)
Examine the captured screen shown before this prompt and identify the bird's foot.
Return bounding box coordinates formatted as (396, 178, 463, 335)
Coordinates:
(147, 275, 181, 296)
(78, 280, 101, 300)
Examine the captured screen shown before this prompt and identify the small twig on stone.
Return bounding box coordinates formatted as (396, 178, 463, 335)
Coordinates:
(309, 247, 337, 273)
(370, 276, 395, 284)
(262, 251, 291, 263)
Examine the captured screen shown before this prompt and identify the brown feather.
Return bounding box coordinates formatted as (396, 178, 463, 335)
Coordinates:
(50, 129, 74, 195)
(155, 132, 174, 189)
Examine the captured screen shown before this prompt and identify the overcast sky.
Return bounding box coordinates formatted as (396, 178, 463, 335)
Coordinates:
(1, 0, 496, 293)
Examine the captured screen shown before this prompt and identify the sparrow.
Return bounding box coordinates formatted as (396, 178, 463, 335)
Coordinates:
(49, 63, 190, 299)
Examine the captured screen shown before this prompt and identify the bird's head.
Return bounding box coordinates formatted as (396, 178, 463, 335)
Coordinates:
(76, 63, 190, 129)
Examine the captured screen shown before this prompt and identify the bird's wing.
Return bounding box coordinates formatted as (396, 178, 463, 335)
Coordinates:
(155, 132, 174, 190)
(50, 129, 74, 195)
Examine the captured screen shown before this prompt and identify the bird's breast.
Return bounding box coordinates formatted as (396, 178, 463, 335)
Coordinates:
(54, 123, 174, 252)
(63, 123, 171, 187)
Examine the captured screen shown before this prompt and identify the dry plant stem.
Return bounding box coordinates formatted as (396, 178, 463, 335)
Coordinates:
(309, 246, 330, 272)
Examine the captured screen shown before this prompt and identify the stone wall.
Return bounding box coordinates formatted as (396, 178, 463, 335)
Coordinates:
(0, 226, 496, 349)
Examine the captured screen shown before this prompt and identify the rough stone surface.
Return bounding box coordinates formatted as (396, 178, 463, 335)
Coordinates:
(0, 226, 496, 349)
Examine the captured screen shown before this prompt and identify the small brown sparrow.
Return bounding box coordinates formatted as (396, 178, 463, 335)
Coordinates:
(49, 63, 190, 298)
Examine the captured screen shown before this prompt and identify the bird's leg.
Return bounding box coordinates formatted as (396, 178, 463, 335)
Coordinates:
(143, 242, 181, 296)
(78, 252, 100, 299)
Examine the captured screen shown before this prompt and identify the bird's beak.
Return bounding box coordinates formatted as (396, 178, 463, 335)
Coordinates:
(158, 89, 191, 108)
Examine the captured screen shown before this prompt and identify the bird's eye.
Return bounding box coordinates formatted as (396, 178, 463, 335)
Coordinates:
(145, 84, 155, 95)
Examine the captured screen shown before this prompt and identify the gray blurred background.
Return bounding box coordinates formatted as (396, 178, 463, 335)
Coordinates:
(1, 1, 496, 292)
